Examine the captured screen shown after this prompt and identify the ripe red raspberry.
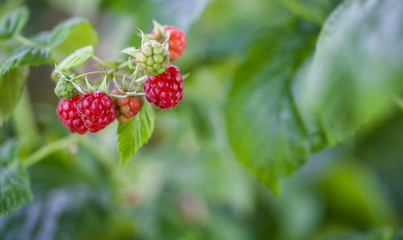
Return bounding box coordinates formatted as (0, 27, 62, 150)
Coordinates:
(76, 91, 116, 132)
(152, 26, 186, 61)
(143, 65, 183, 109)
(56, 95, 88, 134)
(112, 91, 144, 122)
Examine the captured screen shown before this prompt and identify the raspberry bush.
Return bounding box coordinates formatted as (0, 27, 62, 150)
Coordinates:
(0, 12, 188, 217)
(1, 2, 403, 239)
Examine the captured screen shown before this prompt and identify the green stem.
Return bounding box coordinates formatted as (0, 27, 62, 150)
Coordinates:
(91, 55, 114, 68)
(129, 64, 141, 91)
(276, 0, 325, 26)
(71, 71, 106, 81)
(70, 58, 137, 82)
(22, 135, 77, 167)
(106, 58, 137, 75)
(14, 34, 43, 48)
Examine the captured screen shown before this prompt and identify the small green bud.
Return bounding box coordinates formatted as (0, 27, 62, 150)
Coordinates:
(54, 78, 78, 99)
(135, 40, 170, 76)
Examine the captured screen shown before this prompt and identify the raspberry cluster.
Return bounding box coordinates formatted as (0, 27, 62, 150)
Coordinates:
(55, 20, 187, 134)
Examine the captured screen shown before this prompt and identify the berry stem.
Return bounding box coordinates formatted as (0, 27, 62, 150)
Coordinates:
(135, 75, 147, 83)
(113, 74, 125, 92)
(91, 55, 114, 68)
(71, 71, 106, 81)
(106, 58, 137, 75)
(128, 64, 141, 92)
(70, 58, 137, 82)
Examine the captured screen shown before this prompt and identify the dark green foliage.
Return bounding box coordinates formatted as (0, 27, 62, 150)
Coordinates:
(226, 21, 320, 193)
(0, 140, 32, 216)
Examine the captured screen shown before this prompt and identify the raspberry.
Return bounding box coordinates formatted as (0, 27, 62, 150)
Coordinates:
(136, 40, 170, 76)
(54, 78, 77, 99)
(56, 95, 88, 134)
(151, 25, 186, 61)
(143, 65, 183, 109)
(112, 91, 144, 122)
(159, 26, 186, 61)
(76, 91, 116, 132)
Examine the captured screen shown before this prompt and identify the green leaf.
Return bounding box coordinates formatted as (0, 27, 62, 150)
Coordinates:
(57, 45, 94, 71)
(0, 67, 29, 123)
(225, 21, 320, 194)
(117, 102, 155, 166)
(0, 139, 33, 216)
(301, 0, 403, 142)
(0, 6, 29, 40)
(0, 46, 50, 75)
(48, 17, 98, 62)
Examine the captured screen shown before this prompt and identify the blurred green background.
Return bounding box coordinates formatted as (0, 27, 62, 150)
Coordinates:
(1, 0, 403, 239)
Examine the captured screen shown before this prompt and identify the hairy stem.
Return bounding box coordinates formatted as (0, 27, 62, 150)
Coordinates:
(71, 71, 106, 81)
(129, 64, 141, 91)
(91, 55, 114, 68)
(106, 58, 137, 75)
(70, 58, 137, 82)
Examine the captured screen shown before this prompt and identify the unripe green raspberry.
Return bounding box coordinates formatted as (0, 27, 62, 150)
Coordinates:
(54, 78, 77, 99)
(136, 40, 170, 76)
